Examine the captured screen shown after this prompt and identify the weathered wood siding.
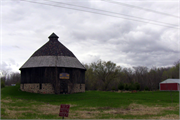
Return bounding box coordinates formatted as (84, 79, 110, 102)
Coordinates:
(21, 67, 85, 84)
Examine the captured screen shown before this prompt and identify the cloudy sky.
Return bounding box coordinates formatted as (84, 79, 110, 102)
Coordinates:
(0, 0, 179, 73)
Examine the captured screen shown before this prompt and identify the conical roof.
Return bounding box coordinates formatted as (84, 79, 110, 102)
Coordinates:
(31, 33, 75, 57)
(20, 33, 86, 70)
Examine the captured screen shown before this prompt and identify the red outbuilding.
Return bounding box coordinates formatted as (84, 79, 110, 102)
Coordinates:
(159, 79, 180, 91)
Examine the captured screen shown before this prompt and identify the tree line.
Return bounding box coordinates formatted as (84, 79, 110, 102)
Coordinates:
(1, 59, 179, 91)
(1, 71, 21, 88)
(84, 60, 179, 91)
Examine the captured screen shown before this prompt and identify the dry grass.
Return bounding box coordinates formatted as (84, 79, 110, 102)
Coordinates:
(35, 104, 60, 115)
(36, 104, 99, 119)
(1, 98, 24, 104)
(1, 98, 13, 103)
(67, 103, 179, 119)
(1, 97, 179, 119)
(128, 103, 164, 115)
(152, 114, 179, 119)
(115, 90, 132, 93)
(35, 104, 77, 115)
(101, 103, 178, 116)
(1, 99, 78, 119)
(72, 110, 100, 119)
(4, 108, 35, 119)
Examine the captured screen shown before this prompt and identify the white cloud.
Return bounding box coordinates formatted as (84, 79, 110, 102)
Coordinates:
(1, 0, 179, 72)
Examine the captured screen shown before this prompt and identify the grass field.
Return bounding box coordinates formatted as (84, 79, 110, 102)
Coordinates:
(1, 85, 179, 119)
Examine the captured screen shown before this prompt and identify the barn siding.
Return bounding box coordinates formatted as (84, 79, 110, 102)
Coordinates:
(160, 83, 178, 91)
(20, 67, 85, 94)
(21, 67, 85, 83)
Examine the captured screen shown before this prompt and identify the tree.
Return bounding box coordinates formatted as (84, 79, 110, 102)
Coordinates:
(134, 82, 140, 90)
(124, 83, 129, 90)
(133, 66, 148, 90)
(148, 68, 156, 91)
(118, 82, 124, 90)
(84, 63, 98, 90)
(85, 59, 179, 91)
(121, 68, 133, 83)
(85, 60, 121, 91)
(1, 77, 5, 88)
(6, 72, 20, 86)
(129, 82, 135, 90)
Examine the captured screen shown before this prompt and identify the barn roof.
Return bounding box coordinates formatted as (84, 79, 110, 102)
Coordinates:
(20, 33, 86, 70)
(31, 33, 75, 57)
(160, 79, 180, 84)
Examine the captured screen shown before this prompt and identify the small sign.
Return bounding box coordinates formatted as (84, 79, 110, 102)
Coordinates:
(59, 73, 70, 79)
(59, 104, 70, 117)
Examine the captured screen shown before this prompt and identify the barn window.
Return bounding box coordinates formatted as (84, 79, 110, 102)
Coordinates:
(80, 84, 82, 89)
(40, 83, 42, 89)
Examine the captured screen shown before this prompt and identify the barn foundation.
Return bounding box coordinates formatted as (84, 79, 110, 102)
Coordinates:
(20, 83, 85, 94)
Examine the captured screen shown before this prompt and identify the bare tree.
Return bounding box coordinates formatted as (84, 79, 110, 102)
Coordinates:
(85, 60, 122, 91)
(122, 68, 133, 83)
(133, 66, 148, 90)
(5, 72, 20, 86)
(85, 59, 179, 91)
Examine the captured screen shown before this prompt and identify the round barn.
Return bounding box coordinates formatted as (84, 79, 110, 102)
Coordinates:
(19, 33, 86, 94)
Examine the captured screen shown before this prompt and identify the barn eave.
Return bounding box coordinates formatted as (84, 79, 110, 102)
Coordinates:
(19, 56, 86, 70)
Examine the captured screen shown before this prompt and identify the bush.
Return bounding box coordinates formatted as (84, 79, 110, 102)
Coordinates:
(118, 82, 124, 90)
(129, 83, 136, 90)
(124, 83, 129, 90)
(111, 86, 116, 91)
(16, 82, 20, 86)
(144, 86, 150, 91)
(1, 81, 5, 88)
(135, 82, 140, 90)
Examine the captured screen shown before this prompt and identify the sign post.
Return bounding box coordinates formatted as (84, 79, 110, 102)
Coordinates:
(59, 104, 70, 119)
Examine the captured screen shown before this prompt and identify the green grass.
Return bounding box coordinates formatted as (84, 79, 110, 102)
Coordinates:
(1, 85, 179, 119)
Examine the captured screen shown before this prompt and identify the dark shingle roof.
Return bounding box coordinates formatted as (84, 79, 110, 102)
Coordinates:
(48, 32, 59, 38)
(20, 33, 86, 70)
(31, 33, 75, 57)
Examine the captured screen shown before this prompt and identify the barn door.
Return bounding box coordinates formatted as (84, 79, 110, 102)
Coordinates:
(59, 72, 69, 94)
(60, 80, 68, 94)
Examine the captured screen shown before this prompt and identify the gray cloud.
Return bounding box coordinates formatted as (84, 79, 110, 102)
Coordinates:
(0, 62, 12, 73)
(1, 0, 179, 72)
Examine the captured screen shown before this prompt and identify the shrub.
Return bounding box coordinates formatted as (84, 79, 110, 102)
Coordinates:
(129, 83, 136, 90)
(135, 82, 140, 90)
(111, 86, 116, 91)
(124, 83, 129, 90)
(144, 86, 150, 91)
(16, 82, 20, 86)
(1, 81, 5, 88)
(118, 82, 124, 90)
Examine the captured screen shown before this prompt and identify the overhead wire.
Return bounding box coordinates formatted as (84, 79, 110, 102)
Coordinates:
(101, 0, 179, 18)
(19, 0, 179, 29)
(42, 0, 177, 27)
